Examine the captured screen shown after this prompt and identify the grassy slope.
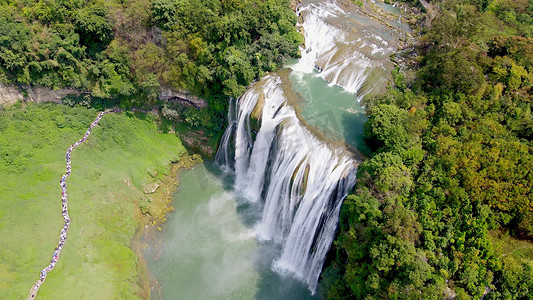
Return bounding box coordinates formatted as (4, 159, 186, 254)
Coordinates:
(0, 103, 185, 298)
(490, 230, 533, 261)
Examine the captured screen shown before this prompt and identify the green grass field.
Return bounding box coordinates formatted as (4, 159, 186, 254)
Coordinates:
(0, 102, 186, 298)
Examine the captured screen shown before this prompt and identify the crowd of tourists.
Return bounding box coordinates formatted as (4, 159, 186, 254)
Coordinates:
(30, 111, 108, 297)
(29, 107, 159, 298)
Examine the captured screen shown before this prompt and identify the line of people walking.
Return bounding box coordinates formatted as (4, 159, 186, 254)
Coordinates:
(28, 107, 158, 299)
(29, 111, 108, 298)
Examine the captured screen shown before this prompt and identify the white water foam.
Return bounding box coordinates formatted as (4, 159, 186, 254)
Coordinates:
(216, 75, 356, 293)
(292, 1, 394, 96)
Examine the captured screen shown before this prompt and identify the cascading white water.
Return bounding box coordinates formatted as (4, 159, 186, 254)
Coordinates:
(292, 0, 396, 97)
(147, 1, 414, 298)
(214, 98, 237, 172)
(216, 75, 357, 293)
(213, 0, 410, 294)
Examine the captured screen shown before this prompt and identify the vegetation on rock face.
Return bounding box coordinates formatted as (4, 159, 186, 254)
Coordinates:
(321, 0, 533, 298)
(0, 0, 302, 134)
(150, 0, 302, 135)
(150, 0, 302, 98)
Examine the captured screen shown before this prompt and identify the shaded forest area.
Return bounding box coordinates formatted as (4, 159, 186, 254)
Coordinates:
(322, 0, 533, 299)
(0, 0, 302, 132)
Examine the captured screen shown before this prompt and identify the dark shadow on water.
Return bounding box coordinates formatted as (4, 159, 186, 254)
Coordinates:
(235, 201, 264, 228)
(203, 160, 234, 190)
(341, 111, 371, 157)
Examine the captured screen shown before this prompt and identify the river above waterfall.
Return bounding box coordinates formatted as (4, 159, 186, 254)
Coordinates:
(286, 0, 411, 153)
(287, 69, 368, 153)
(143, 0, 410, 298)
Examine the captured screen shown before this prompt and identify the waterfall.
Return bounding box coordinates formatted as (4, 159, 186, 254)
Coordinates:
(214, 98, 237, 172)
(212, 0, 408, 293)
(292, 1, 395, 96)
(216, 75, 357, 293)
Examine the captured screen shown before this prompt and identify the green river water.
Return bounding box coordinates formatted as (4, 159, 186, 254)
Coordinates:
(143, 163, 319, 299)
(288, 69, 368, 154)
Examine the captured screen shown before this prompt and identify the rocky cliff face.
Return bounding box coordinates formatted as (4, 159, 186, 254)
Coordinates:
(0, 84, 82, 106)
(159, 87, 207, 108)
(0, 83, 23, 106)
(0, 83, 208, 109)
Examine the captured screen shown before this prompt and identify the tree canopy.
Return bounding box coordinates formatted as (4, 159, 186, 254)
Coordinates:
(0, 0, 302, 133)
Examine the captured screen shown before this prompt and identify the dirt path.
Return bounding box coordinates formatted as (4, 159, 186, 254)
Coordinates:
(27, 111, 108, 299)
(502, 245, 533, 257)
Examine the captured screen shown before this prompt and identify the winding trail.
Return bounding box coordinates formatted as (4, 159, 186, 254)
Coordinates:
(27, 111, 109, 299)
(502, 245, 533, 257)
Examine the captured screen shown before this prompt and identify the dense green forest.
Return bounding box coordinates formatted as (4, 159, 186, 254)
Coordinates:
(0, 0, 301, 131)
(322, 0, 533, 298)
